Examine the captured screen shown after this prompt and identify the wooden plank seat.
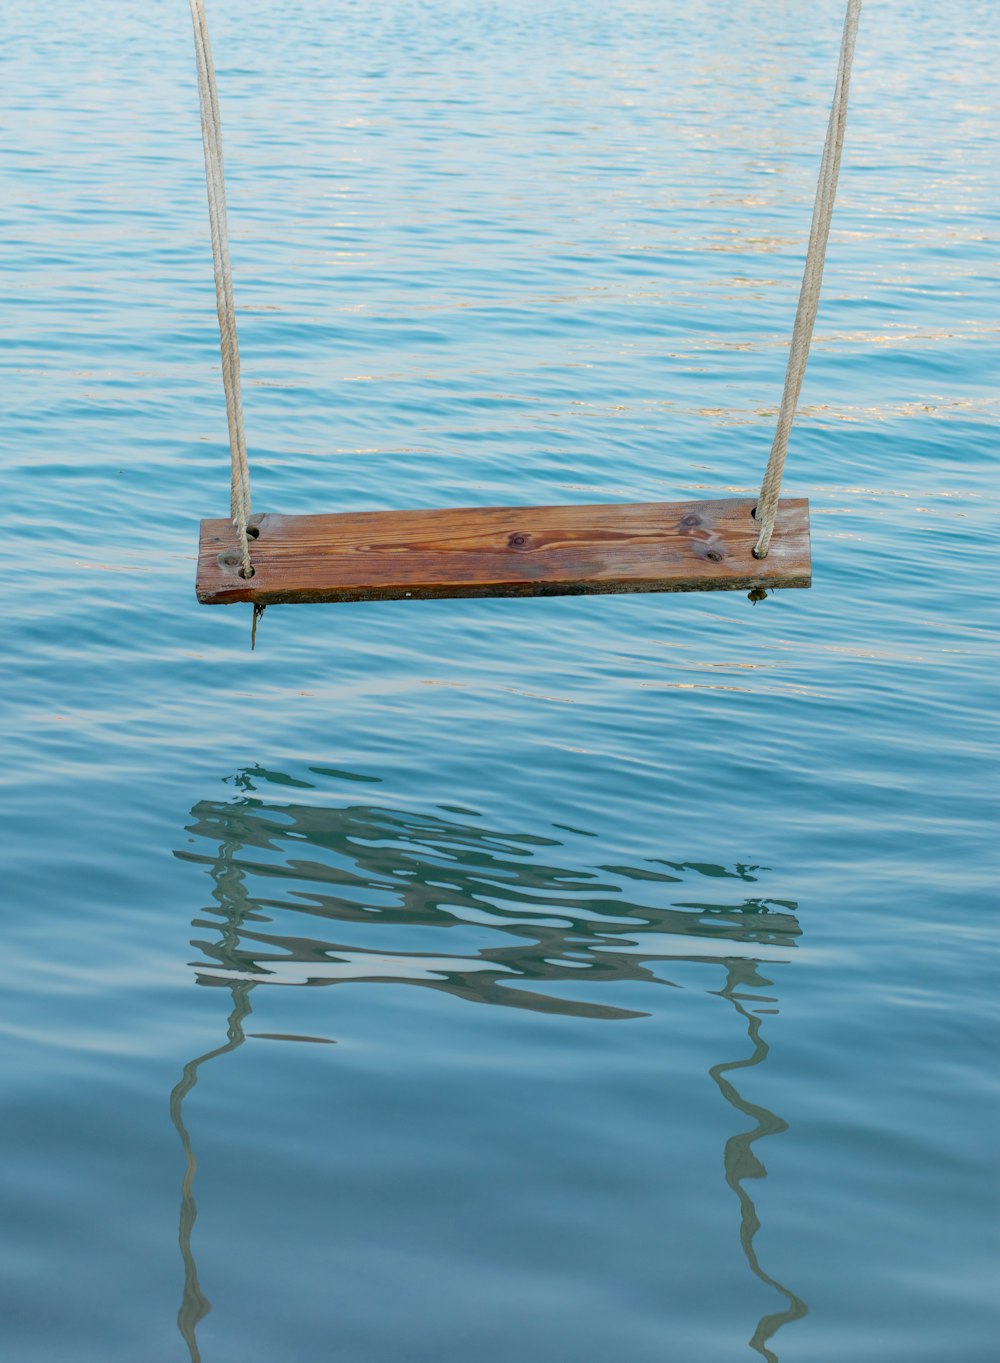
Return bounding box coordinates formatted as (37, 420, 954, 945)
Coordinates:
(196, 496, 810, 606)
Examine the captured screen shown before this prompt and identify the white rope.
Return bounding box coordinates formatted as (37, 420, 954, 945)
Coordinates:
(753, 0, 862, 559)
(189, 0, 253, 579)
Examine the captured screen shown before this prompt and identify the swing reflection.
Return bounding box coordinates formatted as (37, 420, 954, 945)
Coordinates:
(171, 767, 807, 1362)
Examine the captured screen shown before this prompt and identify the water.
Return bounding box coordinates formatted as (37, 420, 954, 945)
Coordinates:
(2, 1, 997, 1359)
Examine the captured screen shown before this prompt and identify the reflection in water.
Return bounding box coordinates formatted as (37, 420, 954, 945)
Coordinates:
(169, 808, 261, 1361)
(171, 766, 807, 1360)
(712, 962, 809, 1361)
(175, 766, 801, 1018)
(169, 983, 254, 1363)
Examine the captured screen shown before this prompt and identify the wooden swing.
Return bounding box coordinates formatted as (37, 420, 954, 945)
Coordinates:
(196, 499, 811, 606)
(189, 0, 861, 609)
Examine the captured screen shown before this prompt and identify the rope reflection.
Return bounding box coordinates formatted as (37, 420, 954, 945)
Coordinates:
(711, 961, 808, 1360)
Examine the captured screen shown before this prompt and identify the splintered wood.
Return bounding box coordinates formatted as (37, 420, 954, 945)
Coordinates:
(196, 497, 811, 606)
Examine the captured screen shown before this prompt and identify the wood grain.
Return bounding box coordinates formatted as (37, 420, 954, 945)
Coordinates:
(196, 497, 811, 605)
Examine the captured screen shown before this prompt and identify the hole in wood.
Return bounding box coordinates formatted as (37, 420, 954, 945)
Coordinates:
(247, 526, 261, 539)
(239, 565, 255, 579)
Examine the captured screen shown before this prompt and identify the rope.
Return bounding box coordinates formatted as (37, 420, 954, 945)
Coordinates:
(189, 0, 253, 579)
(753, 0, 862, 559)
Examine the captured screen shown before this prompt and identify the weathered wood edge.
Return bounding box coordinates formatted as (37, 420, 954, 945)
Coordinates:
(196, 497, 811, 606)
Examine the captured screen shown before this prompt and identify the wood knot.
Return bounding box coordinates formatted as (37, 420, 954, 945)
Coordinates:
(508, 533, 531, 550)
(679, 513, 701, 528)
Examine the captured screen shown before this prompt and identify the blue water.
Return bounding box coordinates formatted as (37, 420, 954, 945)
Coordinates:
(2, 2, 998, 1359)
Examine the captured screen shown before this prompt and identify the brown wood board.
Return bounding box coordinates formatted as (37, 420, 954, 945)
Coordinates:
(196, 497, 811, 605)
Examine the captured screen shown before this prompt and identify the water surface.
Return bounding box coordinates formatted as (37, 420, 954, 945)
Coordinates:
(2, 2, 997, 1360)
